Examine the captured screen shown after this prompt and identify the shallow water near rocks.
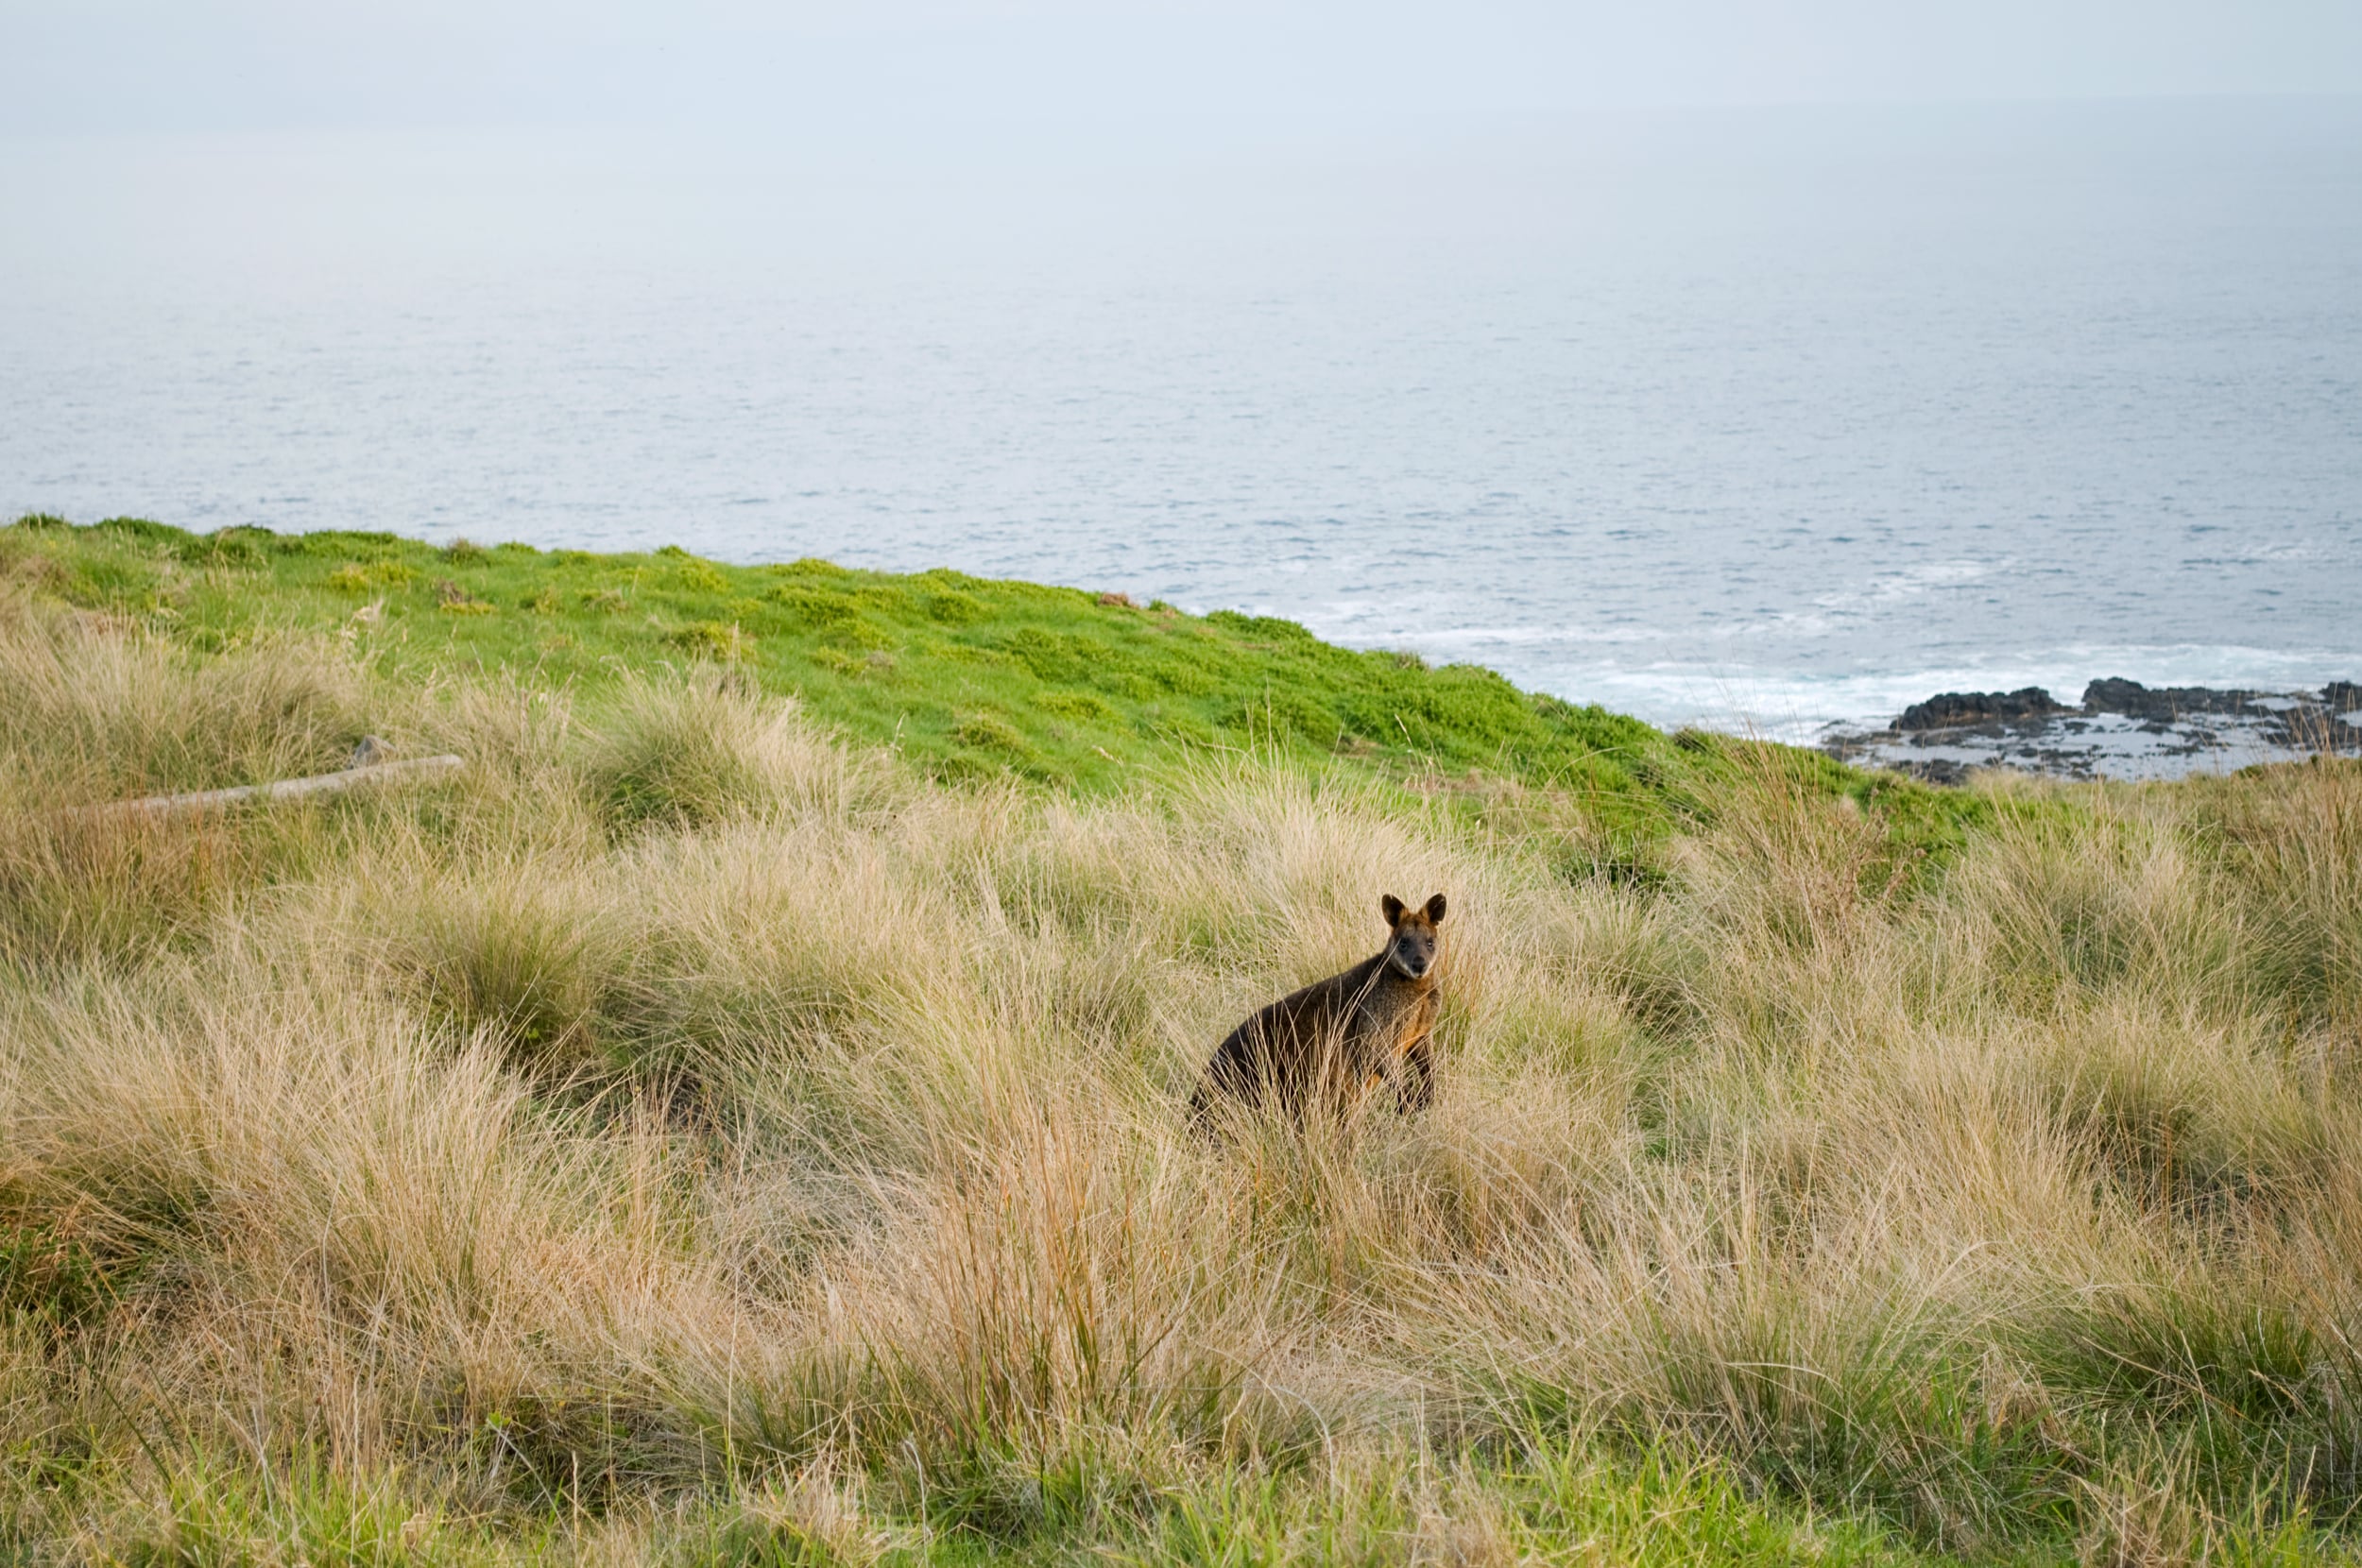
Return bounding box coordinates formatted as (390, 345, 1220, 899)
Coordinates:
(4, 99, 2358, 778)
(1826, 679, 2362, 782)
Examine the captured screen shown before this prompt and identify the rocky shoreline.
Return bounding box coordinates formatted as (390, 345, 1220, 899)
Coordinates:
(1824, 677, 2362, 783)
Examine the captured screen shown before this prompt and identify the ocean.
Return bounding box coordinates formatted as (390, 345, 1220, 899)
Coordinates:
(5, 96, 2358, 754)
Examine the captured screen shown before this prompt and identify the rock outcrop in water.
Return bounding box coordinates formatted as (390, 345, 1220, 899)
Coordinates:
(2082, 677, 2261, 721)
(1826, 678, 2362, 783)
(1896, 687, 2068, 731)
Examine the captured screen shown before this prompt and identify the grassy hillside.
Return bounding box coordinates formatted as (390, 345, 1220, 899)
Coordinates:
(3, 515, 2359, 1564)
(2, 513, 1668, 787)
(0, 514, 1984, 877)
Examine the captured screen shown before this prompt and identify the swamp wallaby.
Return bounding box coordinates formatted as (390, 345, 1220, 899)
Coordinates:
(1190, 893, 1446, 1125)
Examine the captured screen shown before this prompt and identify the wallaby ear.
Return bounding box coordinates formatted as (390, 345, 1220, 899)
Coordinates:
(1425, 893, 1447, 924)
(1380, 894, 1406, 926)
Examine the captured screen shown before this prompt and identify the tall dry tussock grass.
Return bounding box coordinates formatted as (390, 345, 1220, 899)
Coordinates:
(4, 592, 2361, 1559)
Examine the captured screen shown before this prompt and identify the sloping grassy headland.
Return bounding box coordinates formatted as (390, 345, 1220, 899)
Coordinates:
(0, 513, 1980, 876)
(2, 514, 2359, 1564)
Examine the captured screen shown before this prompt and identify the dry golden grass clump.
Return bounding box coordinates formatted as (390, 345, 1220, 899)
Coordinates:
(1, 588, 2359, 1563)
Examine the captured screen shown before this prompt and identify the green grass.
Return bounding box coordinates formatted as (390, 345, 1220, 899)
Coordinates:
(18, 1434, 1960, 1566)
(0, 513, 1993, 877)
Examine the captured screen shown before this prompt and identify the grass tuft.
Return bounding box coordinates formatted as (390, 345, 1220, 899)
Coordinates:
(587, 673, 816, 832)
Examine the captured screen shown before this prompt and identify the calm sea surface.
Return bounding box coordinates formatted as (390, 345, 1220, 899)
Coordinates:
(5, 98, 2358, 740)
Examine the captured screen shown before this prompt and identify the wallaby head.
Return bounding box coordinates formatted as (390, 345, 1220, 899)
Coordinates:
(1378, 892, 1447, 980)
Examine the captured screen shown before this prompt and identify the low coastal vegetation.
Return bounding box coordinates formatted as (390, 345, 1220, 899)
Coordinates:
(2, 515, 2359, 1563)
(0, 512, 1978, 878)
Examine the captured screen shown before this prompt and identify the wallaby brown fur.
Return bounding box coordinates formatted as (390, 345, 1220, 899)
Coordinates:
(1190, 892, 1447, 1125)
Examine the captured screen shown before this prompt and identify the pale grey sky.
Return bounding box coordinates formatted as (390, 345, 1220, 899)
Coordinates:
(5, 0, 2360, 138)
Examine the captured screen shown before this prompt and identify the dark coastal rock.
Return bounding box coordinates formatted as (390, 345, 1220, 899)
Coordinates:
(2080, 677, 2259, 721)
(1827, 673, 2362, 784)
(1896, 687, 2066, 731)
(1887, 757, 1977, 785)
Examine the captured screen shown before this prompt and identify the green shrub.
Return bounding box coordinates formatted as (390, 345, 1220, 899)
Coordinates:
(675, 559, 729, 593)
(1036, 690, 1119, 724)
(327, 559, 417, 592)
(664, 620, 754, 661)
(923, 588, 985, 623)
(173, 529, 267, 570)
(951, 710, 1035, 759)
